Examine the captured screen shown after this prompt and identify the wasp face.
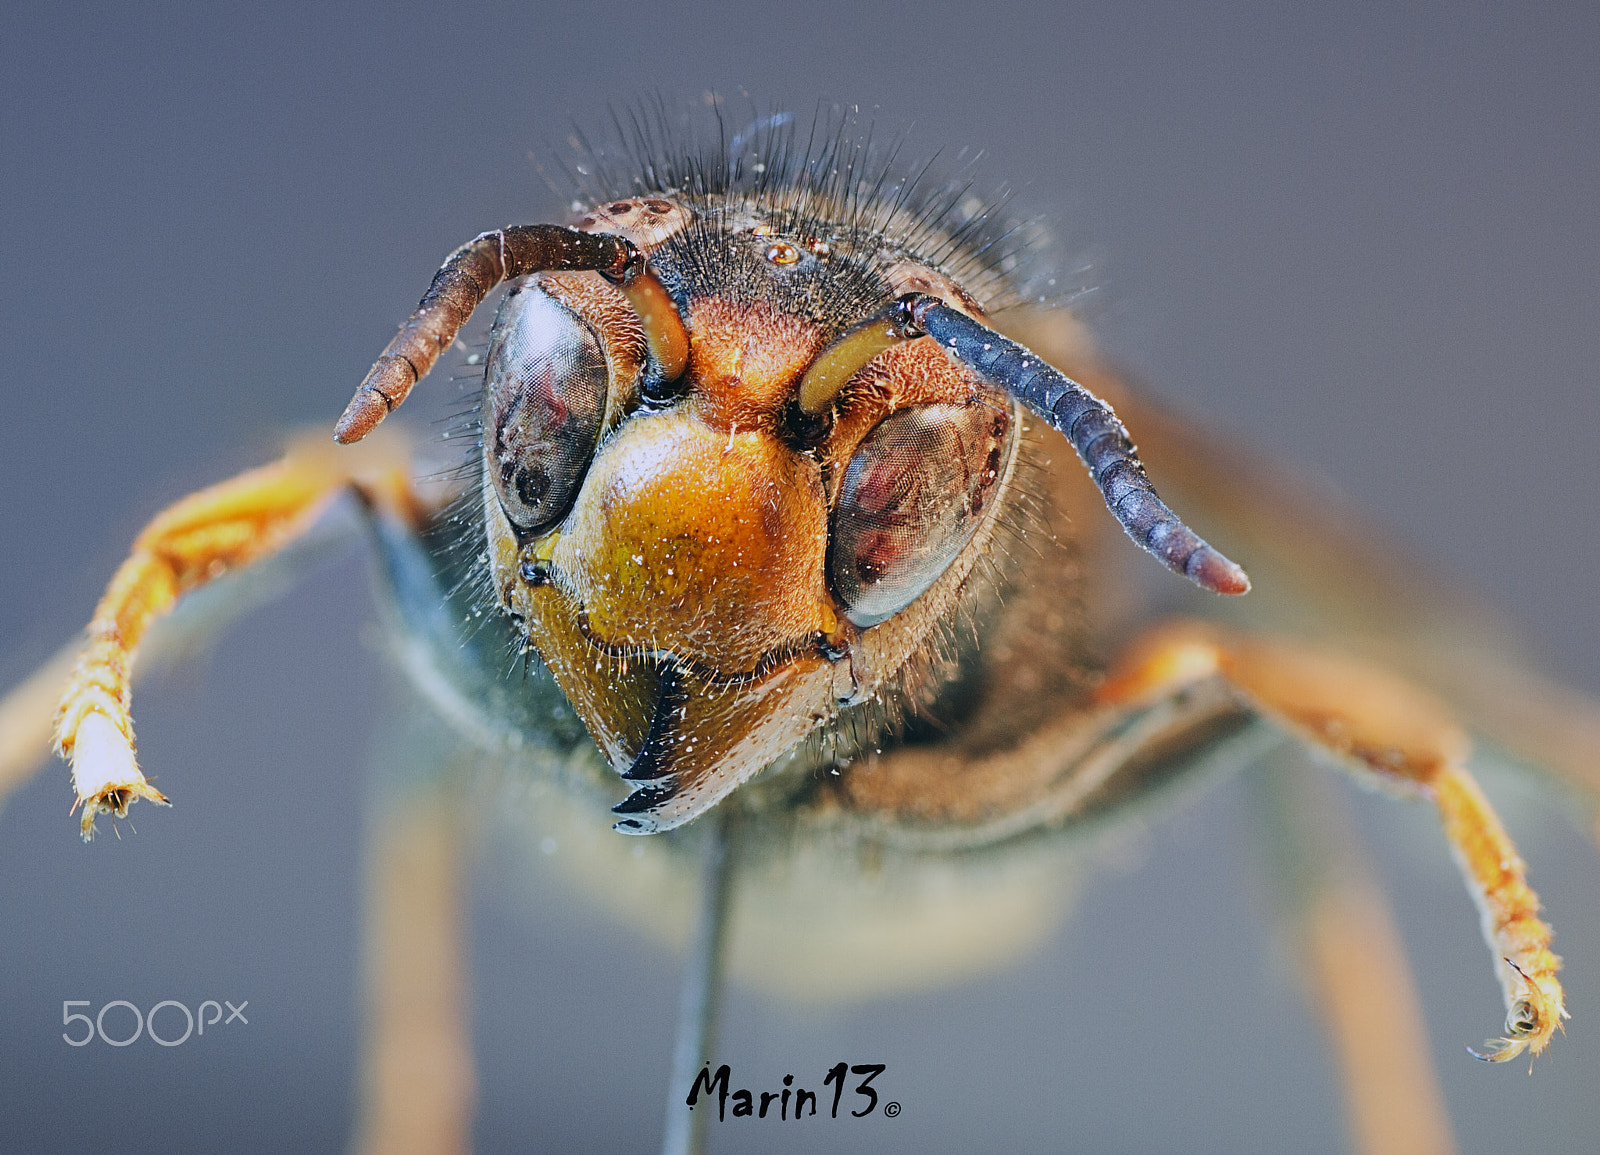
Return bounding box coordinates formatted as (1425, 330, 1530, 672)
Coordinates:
(320, 137, 1241, 835)
(479, 199, 1023, 832)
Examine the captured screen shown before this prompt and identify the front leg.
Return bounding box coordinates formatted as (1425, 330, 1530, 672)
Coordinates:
(53, 430, 421, 838)
(1100, 620, 1568, 1063)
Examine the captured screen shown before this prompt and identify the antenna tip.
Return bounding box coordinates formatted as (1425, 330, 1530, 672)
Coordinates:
(1188, 547, 1251, 596)
(333, 391, 386, 444)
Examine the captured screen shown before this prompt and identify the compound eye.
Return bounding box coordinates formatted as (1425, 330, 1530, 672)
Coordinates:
(830, 402, 1011, 628)
(485, 286, 608, 535)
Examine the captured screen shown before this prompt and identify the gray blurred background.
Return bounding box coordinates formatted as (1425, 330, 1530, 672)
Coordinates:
(2, 2, 1597, 1152)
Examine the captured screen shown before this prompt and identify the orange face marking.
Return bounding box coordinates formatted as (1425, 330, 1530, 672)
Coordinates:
(544, 296, 837, 673)
(682, 297, 826, 431)
(553, 409, 831, 673)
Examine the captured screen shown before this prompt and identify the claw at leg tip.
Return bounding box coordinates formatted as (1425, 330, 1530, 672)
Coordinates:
(68, 712, 169, 842)
(1466, 974, 1564, 1064)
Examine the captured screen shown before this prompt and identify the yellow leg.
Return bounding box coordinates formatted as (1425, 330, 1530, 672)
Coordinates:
(53, 431, 418, 839)
(1306, 879, 1458, 1155)
(351, 787, 475, 1155)
(1102, 620, 1566, 1064)
(1253, 760, 1457, 1155)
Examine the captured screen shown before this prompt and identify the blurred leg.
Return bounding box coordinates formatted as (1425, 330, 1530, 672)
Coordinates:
(1253, 761, 1457, 1155)
(0, 643, 79, 809)
(351, 784, 476, 1155)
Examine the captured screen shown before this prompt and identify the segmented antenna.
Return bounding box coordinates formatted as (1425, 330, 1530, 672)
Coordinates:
(333, 225, 636, 444)
(903, 295, 1249, 595)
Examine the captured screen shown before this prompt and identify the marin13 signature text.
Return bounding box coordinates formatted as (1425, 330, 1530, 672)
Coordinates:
(685, 1062, 901, 1121)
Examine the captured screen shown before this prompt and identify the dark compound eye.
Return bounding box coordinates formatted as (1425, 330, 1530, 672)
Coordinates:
(829, 402, 1011, 628)
(484, 286, 608, 535)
